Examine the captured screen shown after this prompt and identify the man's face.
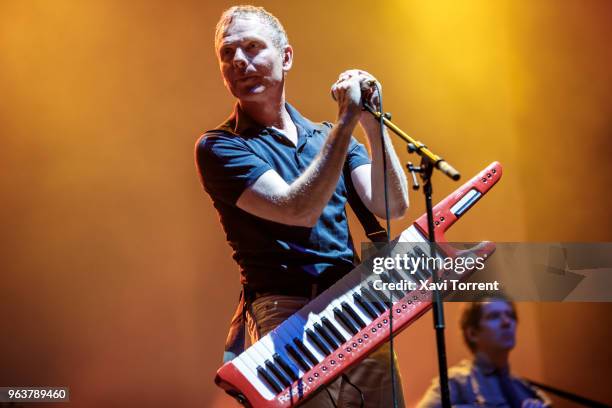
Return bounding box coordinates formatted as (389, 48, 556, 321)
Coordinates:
(216, 17, 292, 102)
(470, 301, 517, 354)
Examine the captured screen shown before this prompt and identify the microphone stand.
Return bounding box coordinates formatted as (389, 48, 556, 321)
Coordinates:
(363, 102, 460, 408)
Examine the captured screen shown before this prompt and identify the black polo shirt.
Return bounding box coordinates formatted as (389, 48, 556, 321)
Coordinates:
(195, 103, 371, 292)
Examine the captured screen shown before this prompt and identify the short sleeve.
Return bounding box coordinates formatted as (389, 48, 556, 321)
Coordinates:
(320, 121, 370, 171)
(347, 137, 371, 171)
(195, 132, 273, 205)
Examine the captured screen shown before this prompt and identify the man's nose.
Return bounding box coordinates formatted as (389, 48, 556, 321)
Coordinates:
(232, 47, 248, 69)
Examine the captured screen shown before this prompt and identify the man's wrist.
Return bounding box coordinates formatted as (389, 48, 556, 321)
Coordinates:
(337, 110, 360, 129)
(359, 114, 382, 133)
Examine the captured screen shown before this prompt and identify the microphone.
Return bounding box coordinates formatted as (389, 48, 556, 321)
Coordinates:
(330, 78, 379, 102)
(362, 79, 378, 89)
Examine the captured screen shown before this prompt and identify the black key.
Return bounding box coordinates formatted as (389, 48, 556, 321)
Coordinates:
(257, 366, 283, 393)
(322, 317, 347, 343)
(342, 301, 366, 328)
(306, 328, 332, 355)
(380, 272, 404, 300)
(293, 338, 319, 366)
(266, 359, 291, 388)
(334, 307, 359, 335)
(381, 270, 401, 286)
(314, 322, 339, 349)
(413, 246, 425, 257)
(285, 344, 310, 372)
(273, 353, 298, 382)
(394, 253, 420, 283)
(390, 269, 408, 287)
(406, 248, 430, 281)
(367, 281, 392, 305)
(353, 292, 378, 319)
(410, 268, 428, 284)
(418, 268, 431, 281)
(389, 269, 411, 299)
(360, 285, 384, 306)
(361, 287, 386, 314)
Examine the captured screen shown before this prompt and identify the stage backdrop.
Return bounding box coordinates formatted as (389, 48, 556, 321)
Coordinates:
(1, 0, 611, 407)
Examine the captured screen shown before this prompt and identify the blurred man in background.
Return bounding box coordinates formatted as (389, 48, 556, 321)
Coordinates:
(418, 298, 551, 407)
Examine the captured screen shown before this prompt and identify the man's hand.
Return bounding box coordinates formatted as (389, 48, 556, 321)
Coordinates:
(331, 69, 382, 129)
(334, 69, 408, 219)
(331, 69, 380, 126)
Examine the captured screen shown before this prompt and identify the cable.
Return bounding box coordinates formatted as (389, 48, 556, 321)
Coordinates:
(372, 82, 398, 408)
(342, 374, 365, 408)
(373, 80, 391, 240)
(324, 386, 338, 408)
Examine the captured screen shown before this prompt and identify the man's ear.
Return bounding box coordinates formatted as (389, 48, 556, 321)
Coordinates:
(282, 44, 293, 71)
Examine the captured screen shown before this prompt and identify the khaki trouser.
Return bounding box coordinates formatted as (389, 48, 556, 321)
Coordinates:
(247, 294, 406, 408)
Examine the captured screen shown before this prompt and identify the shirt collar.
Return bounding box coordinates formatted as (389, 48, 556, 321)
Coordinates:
(220, 102, 324, 138)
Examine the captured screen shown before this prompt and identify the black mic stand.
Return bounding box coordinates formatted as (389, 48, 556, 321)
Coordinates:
(362, 102, 460, 408)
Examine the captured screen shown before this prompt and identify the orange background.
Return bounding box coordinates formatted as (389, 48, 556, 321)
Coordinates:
(1, 1, 611, 407)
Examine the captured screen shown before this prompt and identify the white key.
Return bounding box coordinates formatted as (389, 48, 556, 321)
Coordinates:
(339, 281, 376, 325)
(236, 352, 276, 400)
(269, 324, 312, 375)
(399, 225, 427, 243)
(284, 315, 327, 362)
(259, 333, 303, 378)
(311, 288, 354, 343)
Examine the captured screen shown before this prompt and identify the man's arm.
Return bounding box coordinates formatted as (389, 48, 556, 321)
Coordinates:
(351, 123, 409, 219)
(348, 71, 409, 219)
(236, 75, 363, 227)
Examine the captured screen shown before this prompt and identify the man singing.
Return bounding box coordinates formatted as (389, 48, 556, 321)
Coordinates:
(196, 5, 408, 407)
